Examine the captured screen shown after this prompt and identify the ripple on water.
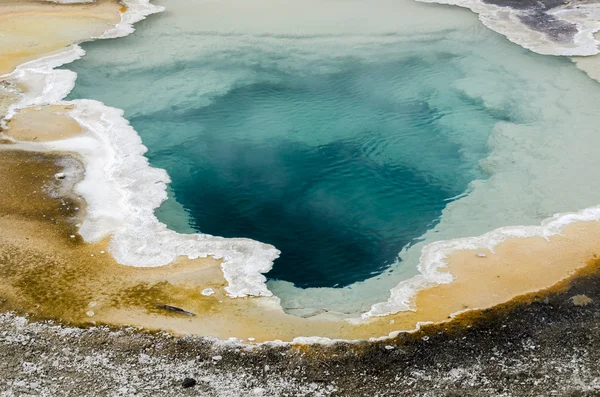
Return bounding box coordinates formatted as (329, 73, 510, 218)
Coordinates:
(115, 59, 498, 288)
(65, 0, 600, 315)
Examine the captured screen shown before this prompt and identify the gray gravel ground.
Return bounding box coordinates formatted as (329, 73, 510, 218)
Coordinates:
(1, 266, 600, 396)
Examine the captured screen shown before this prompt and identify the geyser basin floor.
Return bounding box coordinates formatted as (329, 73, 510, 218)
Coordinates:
(67, 0, 600, 316)
(0, 146, 596, 342)
(2, 0, 600, 344)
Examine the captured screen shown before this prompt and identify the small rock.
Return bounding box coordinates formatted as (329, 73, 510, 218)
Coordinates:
(571, 294, 593, 306)
(156, 304, 195, 317)
(384, 345, 395, 350)
(182, 378, 197, 388)
(54, 173, 66, 180)
(201, 288, 215, 296)
(476, 252, 487, 258)
(86, 311, 94, 317)
(212, 355, 222, 361)
(247, 337, 256, 342)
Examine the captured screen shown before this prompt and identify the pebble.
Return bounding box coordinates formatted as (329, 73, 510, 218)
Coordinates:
(384, 345, 395, 350)
(54, 173, 66, 180)
(476, 252, 487, 258)
(571, 294, 593, 306)
(212, 355, 222, 361)
(201, 288, 215, 296)
(85, 311, 94, 317)
(247, 337, 256, 342)
(182, 378, 197, 388)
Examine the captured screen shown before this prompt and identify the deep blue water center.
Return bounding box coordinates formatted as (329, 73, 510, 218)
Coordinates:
(67, 38, 497, 288)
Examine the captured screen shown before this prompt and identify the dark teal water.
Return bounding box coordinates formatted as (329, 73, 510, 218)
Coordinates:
(67, 33, 501, 288)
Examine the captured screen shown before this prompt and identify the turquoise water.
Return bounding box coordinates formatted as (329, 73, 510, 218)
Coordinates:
(67, 24, 501, 288)
(65, 0, 600, 313)
(125, 59, 496, 287)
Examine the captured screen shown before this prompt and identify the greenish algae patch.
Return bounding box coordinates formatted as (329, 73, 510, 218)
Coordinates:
(0, 149, 227, 327)
(111, 280, 221, 317)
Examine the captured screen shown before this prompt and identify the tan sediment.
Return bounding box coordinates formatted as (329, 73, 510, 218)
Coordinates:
(572, 54, 600, 84)
(0, 0, 121, 136)
(3, 105, 83, 142)
(0, 0, 122, 77)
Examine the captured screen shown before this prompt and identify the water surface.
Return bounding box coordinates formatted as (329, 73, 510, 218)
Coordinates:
(67, 0, 600, 314)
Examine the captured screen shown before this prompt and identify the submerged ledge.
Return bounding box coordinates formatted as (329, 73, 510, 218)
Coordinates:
(1, 0, 600, 344)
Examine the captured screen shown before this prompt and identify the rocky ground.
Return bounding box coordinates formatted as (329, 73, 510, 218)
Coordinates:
(1, 262, 600, 396)
(483, 0, 579, 41)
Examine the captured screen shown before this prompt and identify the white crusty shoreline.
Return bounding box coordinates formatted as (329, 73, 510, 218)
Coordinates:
(417, 0, 600, 56)
(2, 0, 600, 331)
(1, 0, 281, 300)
